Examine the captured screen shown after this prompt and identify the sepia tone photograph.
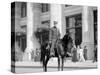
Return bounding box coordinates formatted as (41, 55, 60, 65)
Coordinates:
(11, 2, 98, 73)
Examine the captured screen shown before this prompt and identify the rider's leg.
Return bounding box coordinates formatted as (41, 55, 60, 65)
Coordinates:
(50, 40, 55, 56)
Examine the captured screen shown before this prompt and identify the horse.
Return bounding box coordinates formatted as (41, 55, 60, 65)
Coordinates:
(40, 33, 73, 72)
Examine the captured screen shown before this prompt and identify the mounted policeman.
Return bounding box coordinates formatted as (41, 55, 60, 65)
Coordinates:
(48, 21, 60, 56)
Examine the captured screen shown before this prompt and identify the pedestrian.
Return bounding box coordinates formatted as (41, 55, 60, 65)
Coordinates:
(77, 45, 80, 61)
(93, 44, 97, 63)
(72, 45, 78, 62)
(79, 45, 85, 62)
(83, 46, 87, 61)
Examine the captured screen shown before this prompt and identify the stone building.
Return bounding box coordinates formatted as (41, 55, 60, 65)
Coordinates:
(11, 2, 97, 61)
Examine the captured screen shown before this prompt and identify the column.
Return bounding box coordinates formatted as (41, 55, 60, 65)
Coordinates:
(23, 3, 40, 61)
(82, 6, 94, 60)
(50, 4, 64, 38)
(33, 3, 41, 30)
(69, 17, 75, 42)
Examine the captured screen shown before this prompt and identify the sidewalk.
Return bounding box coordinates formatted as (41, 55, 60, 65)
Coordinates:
(12, 58, 97, 68)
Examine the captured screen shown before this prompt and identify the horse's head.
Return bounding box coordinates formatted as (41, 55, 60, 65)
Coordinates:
(61, 34, 73, 52)
(46, 42, 52, 50)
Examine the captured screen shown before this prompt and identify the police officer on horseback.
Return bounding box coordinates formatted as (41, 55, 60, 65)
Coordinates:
(49, 21, 60, 56)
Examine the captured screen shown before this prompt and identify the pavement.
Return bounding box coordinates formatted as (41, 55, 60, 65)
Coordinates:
(11, 58, 97, 73)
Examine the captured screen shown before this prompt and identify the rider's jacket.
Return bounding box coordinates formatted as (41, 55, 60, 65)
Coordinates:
(49, 26, 60, 41)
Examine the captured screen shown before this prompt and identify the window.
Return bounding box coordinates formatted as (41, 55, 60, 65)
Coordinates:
(41, 4, 50, 12)
(21, 2, 27, 18)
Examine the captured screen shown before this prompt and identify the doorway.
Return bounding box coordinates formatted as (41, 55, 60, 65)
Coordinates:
(66, 14, 82, 46)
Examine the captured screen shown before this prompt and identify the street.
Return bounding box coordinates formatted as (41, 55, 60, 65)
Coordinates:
(12, 59, 97, 73)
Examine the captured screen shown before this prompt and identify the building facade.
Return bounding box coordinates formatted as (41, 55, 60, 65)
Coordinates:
(11, 2, 97, 61)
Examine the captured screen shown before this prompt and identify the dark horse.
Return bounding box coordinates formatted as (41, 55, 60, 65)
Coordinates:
(40, 33, 73, 72)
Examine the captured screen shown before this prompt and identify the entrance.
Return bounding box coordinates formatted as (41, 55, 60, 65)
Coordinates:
(66, 14, 82, 46)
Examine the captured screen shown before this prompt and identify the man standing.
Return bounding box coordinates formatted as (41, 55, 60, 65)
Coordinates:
(93, 44, 97, 63)
(79, 45, 85, 62)
(49, 21, 60, 56)
(83, 46, 87, 60)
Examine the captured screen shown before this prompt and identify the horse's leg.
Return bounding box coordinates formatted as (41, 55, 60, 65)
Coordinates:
(58, 56, 60, 71)
(61, 57, 64, 71)
(42, 56, 45, 72)
(42, 55, 47, 72)
(44, 56, 49, 72)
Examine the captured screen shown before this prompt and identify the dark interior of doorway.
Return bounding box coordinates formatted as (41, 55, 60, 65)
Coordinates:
(66, 14, 82, 46)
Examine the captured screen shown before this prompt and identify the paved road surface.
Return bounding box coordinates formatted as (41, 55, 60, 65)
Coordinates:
(11, 59, 97, 73)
